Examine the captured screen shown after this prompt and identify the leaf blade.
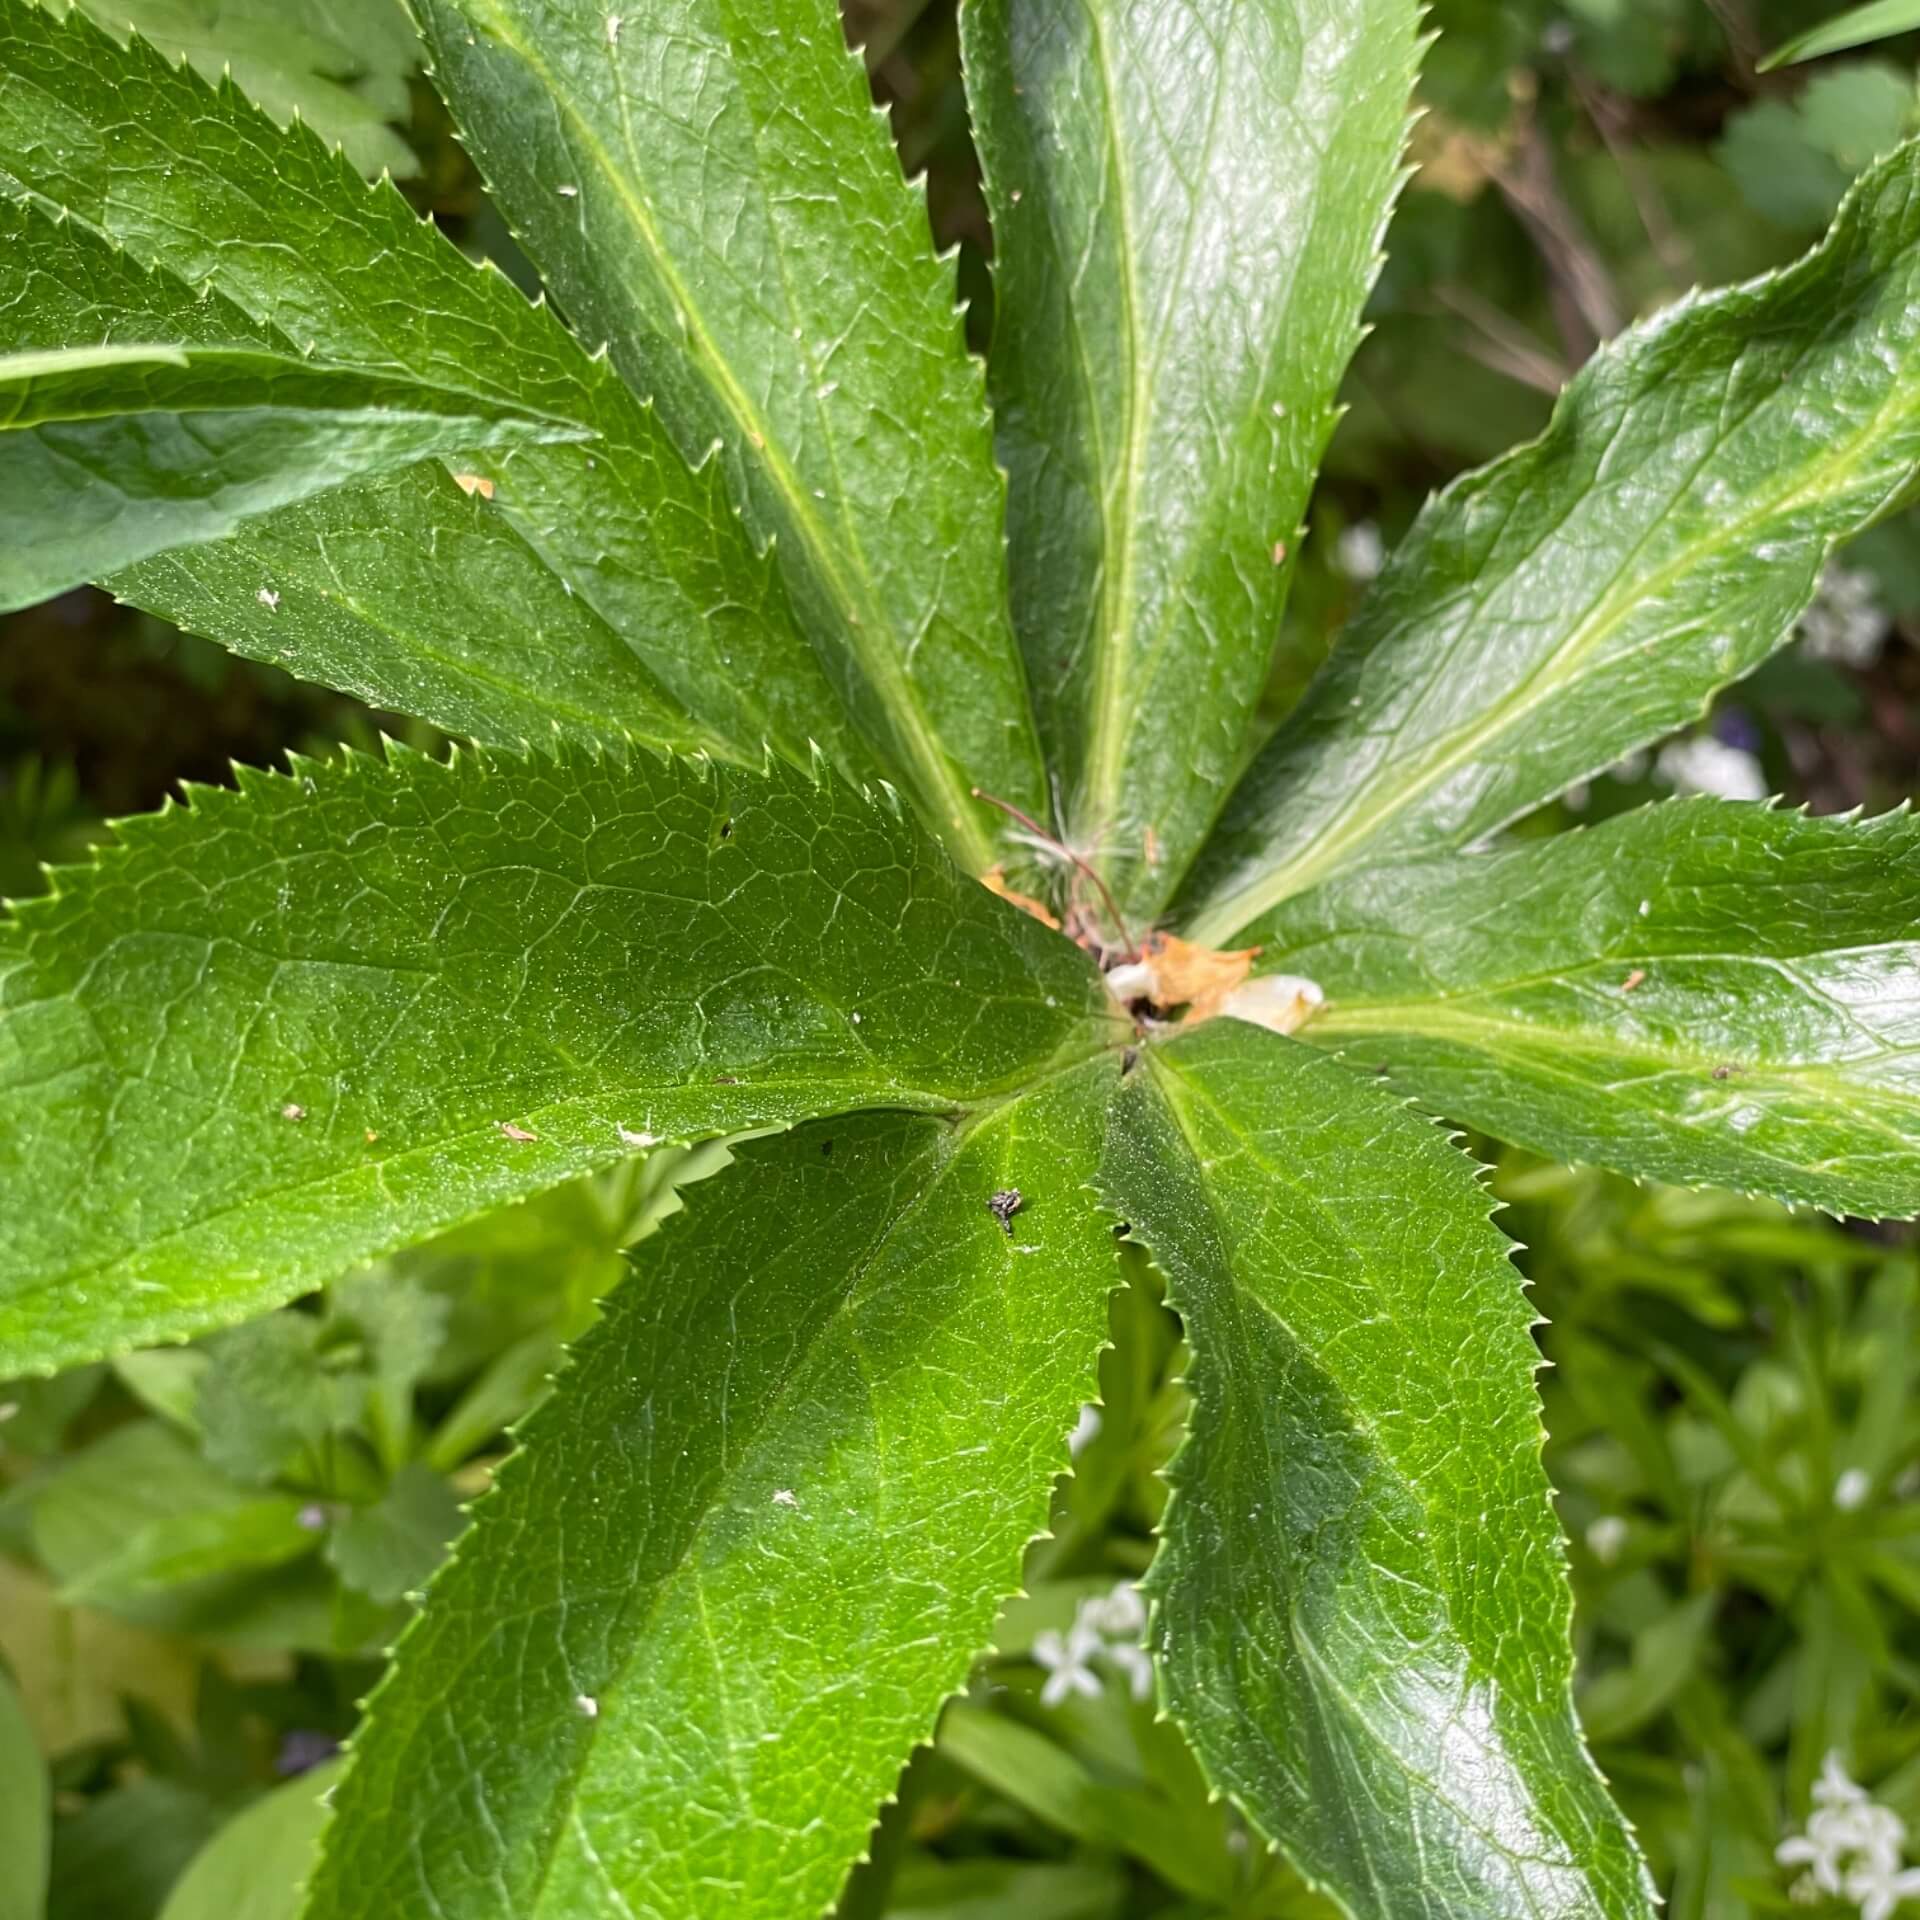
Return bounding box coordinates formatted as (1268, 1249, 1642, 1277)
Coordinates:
(1184, 139, 1920, 944)
(414, 0, 1049, 865)
(964, 0, 1420, 916)
(0, 745, 1120, 1374)
(1099, 1022, 1654, 1919)
(0, 0, 860, 771)
(304, 1066, 1124, 1920)
(1248, 801, 1920, 1215)
(0, 336, 582, 612)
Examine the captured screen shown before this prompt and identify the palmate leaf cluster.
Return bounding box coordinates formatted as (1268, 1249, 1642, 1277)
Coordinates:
(2, 2, 1919, 1915)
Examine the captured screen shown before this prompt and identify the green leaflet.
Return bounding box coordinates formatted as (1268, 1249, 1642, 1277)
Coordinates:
(0, 1665, 48, 1920)
(0, 745, 1120, 1374)
(0, 338, 584, 612)
(115, 465, 727, 756)
(1100, 1022, 1655, 1920)
(0, 0, 858, 771)
(0, 195, 710, 749)
(304, 1070, 1123, 1920)
(158, 1762, 342, 1920)
(414, 0, 1049, 867)
(964, 0, 1419, 919)
(1248, 801, 1920, 1216)
(39, 0, 419, 176)
(1182, 139, 1920, 945)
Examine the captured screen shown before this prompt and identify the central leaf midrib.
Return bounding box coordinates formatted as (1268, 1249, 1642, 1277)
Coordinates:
(456, 0, 993, 868)
(1076, 0, 1151, 847)
(1193, 346, 1920, 942)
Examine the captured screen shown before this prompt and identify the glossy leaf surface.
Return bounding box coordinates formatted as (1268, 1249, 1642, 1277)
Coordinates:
(0, 745, 1118, 1374)
(415, 0, 1048, 864)
(1252, 802, 1920, 1215)
(0, 0, 857, 769)
(306, 1069, 1122, 1920)
(965, 0, 1418, 916)
(1184, 142, 1920, 944)
(0, 338, 582, 612)
(1100, 1022, 1655, 1919)
(0, 197, 707, 750)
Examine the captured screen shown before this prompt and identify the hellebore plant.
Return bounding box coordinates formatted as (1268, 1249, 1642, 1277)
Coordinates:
(3, 2, 1919, 1914)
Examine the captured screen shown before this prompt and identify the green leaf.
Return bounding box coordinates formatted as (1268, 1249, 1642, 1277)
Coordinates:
(27, 1421, 318, 1614)
(1099, 1022, 1655, 1919)
(304, 1064, 1123, 1920)
(159, 1763, 342, 1920)
(323, 1465, 464, 1605)
(938, 1702, 1230, 1904)
(1182, 139, 1920, 945)
(1763, 0, 1920, 69)
(962, 0, 1420, 917)
(0, 744, 1118, 1375)
(1247, 801, 1920, 1217)
(412, 0, 1049, 867)
(3, 197, 688, 751)
(0, 1666, 49, 1920)
(0, 336, 583, 613)
(57, 1495, 320, 1609)
(114, 465, 731, 757)
(43, 0, 420, 175)
(0, 0, 860, 772)
(48, 1778, 220, 1920)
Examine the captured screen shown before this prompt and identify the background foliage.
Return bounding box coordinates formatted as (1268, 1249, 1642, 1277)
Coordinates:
(4, 0, 1920, 1914)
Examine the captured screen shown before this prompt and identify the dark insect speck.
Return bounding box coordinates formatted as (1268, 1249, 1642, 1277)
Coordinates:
(987, 1189, 1023, 1236)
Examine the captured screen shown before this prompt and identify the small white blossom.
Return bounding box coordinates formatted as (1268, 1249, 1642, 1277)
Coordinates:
(1585, 1515, 1629, 1565)
(1778, 1753, 1916, 1908)
(1851, 1858, 1920, 1920)
(1836, 1468, 1874, 1512)
(1032, 1623, 1104, 1706)
(1335, 520, 1386, 582)
(1080, 1580, 1146, 1641)
(1067, 1403, 1102, 1457)
(1656, 734, 1768, 802)
(1800, 563, 1892, 669)
(1105, 1639, 1154, 1701)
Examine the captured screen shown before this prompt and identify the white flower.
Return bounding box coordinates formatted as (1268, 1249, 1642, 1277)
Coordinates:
(1032, 1623, 1104, 1706)
(1080, 1581, 1146, 1640)
(1800, 563, 1892, 669)
(1656, 734, 1769, 802)
(1067, 1404, 1102, 1458)
(1850, 1858, 1920, 1920)
(1778, 1754, 1915, 1906)
(1836, 1468, 1873, 1512)
(1817, 1751, 1873, 1810)
(1585, 1515, 1629, 1565)
(1105, 1639, 1154, 1701)
(1335, 521, 1386, 582)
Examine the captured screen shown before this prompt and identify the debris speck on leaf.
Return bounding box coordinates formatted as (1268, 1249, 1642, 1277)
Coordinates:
(256, 588, 280, 612)
(618, 1125, 658, 1149)
(280, 1103, 306, 1122)
(988, 1189, 1023, 1236)
(451, 472, 495, 500)
(1621, 968, 1647, 993)
(574, 1694, 599, 1718)
(771, 1489, 798, 1507)
(499, 1121, 538, 1143)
